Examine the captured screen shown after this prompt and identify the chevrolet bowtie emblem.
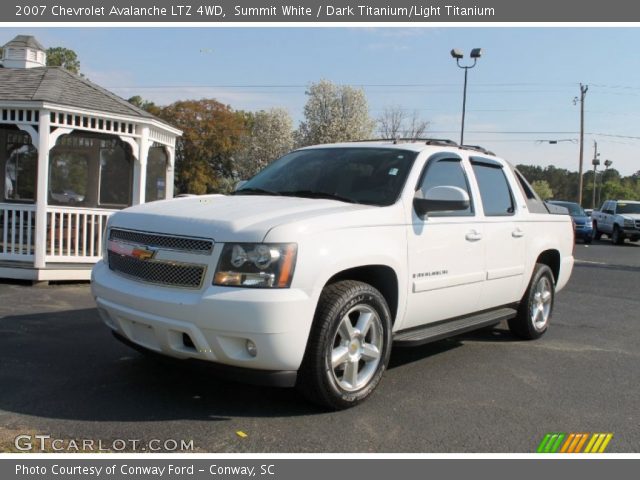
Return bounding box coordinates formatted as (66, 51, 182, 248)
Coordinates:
(131, 247, 156, 261)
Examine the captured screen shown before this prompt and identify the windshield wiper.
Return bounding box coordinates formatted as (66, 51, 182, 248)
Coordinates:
(232, 187, 280, 196)
(278, 190, 360, 204)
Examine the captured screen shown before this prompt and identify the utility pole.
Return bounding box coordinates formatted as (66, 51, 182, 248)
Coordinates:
(577, 84, 588, 205)
(592, 140, 598, 208)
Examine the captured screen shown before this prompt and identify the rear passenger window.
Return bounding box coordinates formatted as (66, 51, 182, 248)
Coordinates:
(471, 161, 515, 216)
(418, 158, 473, 216)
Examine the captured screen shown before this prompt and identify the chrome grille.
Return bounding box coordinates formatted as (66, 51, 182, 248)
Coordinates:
(108, 251, 206, 289)
(636, 220, 640, 229)
(109, 228, 213, 254)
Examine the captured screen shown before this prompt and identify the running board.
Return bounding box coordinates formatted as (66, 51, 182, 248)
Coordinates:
(393, 307, 517, 347)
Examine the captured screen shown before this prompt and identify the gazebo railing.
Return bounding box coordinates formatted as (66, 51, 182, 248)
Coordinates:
(0, 203, 115, 264)
(46, 206, 115, 263)
(0, 203, 36, 261)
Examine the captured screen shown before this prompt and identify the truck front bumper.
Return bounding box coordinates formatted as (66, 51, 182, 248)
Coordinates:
(574, 225, 593, 241)
(91, 261, 316, 381)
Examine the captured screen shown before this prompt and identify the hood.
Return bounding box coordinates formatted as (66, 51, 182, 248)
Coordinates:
(619, 213, 640, 221)
(571, 214, 591, 223)
(109, 194, 378, 242)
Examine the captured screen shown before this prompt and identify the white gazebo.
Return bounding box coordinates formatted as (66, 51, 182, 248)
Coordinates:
(0, 35, 182, 282)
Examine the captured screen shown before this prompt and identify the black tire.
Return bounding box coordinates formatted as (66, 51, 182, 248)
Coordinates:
(583, 236, 592, 245)
(592, 222, 602, 241)
(508, 263, 555, 340)
(612, 225, 624, 245)
(297, 280, 392, 410)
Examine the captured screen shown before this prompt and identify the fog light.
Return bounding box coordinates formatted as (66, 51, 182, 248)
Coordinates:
(246, 339, 257, 357)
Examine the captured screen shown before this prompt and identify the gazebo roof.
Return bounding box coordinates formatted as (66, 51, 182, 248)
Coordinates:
(0, 66, 167, 124)
(2, 35, 45, 50)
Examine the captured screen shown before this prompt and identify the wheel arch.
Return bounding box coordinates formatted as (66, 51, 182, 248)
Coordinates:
(535, 249, 560, 283)
(324, 265, 400, 325)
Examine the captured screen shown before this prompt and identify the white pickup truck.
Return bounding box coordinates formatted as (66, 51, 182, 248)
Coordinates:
(591, 200, 640, 244)
(91, 140, 574, 409)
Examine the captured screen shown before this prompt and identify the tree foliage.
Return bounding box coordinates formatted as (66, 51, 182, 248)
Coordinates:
(377, 105, 429, 140)
(46, 47, 81, 74)
(517, 164, 640, 207)
(158, 99, 248, 195)
(235, 108, 294, 179)
(127, 96, 162, 116)
(297, 80, 374, 146)
(531, 180, 554, 200)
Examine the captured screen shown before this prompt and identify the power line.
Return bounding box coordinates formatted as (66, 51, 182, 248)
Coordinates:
(105, 82, 578, 89)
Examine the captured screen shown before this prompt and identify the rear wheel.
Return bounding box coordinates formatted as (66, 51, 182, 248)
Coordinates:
(592, 222, 602, 241)
(297, 280, 392, 410)
(508, 264, 555, 340)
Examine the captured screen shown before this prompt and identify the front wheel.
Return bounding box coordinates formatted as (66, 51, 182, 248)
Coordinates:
(297, 280, 392, 410)
(508, 263, 555, 340)
(612, 225, 624, 245)
(592, 222, 602, 241)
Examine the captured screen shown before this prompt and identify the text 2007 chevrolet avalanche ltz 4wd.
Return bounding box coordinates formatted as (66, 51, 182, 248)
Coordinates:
(91, 140, 574, 409)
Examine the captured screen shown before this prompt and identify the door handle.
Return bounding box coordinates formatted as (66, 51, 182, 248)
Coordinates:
(465, 230, 483, 242)
(512, 228, 525, 238)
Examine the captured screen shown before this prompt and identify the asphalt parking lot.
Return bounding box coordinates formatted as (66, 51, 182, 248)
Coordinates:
(1, 239, 638, 453)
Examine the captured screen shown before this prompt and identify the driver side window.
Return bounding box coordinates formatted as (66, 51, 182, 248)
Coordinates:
(418, 158, 474, 216)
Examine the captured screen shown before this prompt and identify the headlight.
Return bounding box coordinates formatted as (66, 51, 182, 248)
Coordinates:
(214, 243, 297, 288)
(623, 218, 635, 227)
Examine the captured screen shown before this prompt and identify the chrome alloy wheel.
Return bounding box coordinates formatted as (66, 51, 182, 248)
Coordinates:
(330, 305, 384, 392)
(531, 276, 552, 331)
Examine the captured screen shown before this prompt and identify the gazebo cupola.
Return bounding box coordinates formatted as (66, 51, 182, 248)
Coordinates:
(0, 35, 182, 282)
(0, 35, 46, 69)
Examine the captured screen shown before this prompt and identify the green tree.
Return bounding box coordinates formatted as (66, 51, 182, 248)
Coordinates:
(127, 96, 162, 116)
(297, 80, 374, 146)
(46, 47, 81, 74)
(531, 180, 554, 200)
(158, 99, 248, 195)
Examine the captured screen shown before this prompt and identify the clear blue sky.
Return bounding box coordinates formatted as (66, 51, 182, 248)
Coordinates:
(2, 27, 640, 175)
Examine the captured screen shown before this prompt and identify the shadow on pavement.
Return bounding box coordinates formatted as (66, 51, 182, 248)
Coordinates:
(0, 308, 321, 422)
(1, 306, 525, 423)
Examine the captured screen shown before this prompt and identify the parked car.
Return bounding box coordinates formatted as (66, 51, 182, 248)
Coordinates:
(91, 140, 574, 409)
(50, 189, 85, 204)
(547, 200, 593, 244)
(591, 200, 640, 244)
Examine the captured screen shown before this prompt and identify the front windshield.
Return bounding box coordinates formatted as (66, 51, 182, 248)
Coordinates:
(236, 148, 418, 206)
(617, 202, 640, 214)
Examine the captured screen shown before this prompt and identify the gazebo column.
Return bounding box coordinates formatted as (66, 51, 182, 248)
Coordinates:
(132, 126, 150, 205)
(33, 110, 50, 270)
(166, 146, 175, 199)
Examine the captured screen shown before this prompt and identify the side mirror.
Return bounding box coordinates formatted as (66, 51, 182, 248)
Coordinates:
(413, 186, 470, 219)
(234, 180, 248, 191)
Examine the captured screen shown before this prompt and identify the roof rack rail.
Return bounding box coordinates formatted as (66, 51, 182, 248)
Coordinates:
(348, 138, 459, 147)
(461, 144, 496, 156)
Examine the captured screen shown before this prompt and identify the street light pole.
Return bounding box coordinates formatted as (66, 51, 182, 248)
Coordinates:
(599, 159, 612, 207)
(460, 66, 468, 146)
(451, 48, 483, 145)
